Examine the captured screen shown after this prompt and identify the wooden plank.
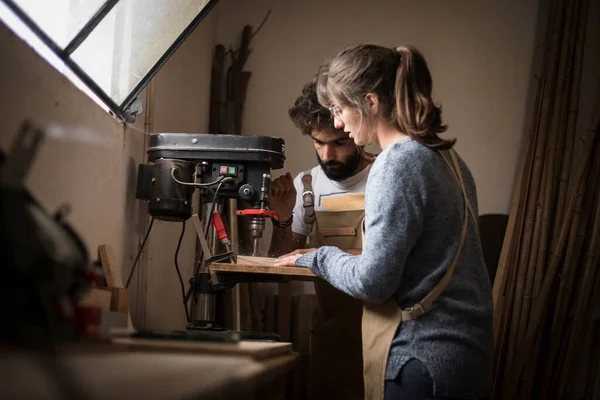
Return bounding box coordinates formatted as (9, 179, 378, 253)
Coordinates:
(98, 244, 123, 288)
(109, 287, 130, 314)
(98, 245, 134, 330)
(79, 288, 112, 310)
(237, 256, 279, 266)
(210, 256, 319, 281)
(111, 338, 293, 361)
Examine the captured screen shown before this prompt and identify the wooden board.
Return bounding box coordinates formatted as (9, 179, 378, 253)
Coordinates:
(98, 244, 123, 288)
(109, 287, 130, 314)
(210, 256, 319, 282)
(98, 244, 134, 330)
(79, 288, 112, 310)
(111, 338, 293, 361)
(237, 255, 279, 266)
(0, 351, 271, 400)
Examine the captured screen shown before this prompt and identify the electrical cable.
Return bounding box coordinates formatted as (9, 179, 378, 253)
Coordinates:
(125, 217, 155, 288)
(171, 168, 225, 188)
(205, 178, 232, 237)
(192, 178, 230, 280)
(174, 221, 190, 322)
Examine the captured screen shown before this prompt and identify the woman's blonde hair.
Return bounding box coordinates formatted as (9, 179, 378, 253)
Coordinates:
(316, 44, 455, 150)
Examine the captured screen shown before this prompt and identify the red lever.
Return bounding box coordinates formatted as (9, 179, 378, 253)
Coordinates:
(236, 209, 279, 221)
(212, 212, 229, 241)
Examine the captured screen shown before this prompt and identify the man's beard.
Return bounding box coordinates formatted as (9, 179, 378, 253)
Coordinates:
(317, 150, 362, 182)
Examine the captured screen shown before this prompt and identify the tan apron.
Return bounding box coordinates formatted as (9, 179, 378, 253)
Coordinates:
(361, 149, 478, 400)
(305, 177, 366, 400)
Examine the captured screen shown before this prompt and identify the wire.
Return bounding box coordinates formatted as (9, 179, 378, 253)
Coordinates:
(192, 178, 228, 279)
(174, 221, 190, 322)
(205, 179, 229, 238)
(171, 168, 225, 188)
(125, 217, 155, 288)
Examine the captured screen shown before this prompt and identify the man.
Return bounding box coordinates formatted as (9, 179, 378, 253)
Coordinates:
(269, 81, 374, 400)
(269, 81, 373, 255)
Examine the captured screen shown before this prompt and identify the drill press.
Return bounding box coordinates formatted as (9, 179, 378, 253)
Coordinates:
(135, 133, 285, 332)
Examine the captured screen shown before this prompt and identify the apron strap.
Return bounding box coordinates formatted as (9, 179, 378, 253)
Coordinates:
(400, 149, 473, 321)
(302, 174, 316, 226)
(439, 150, 478, 226)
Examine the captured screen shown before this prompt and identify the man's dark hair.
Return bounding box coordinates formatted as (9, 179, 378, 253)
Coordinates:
(288, 80, 342, 135)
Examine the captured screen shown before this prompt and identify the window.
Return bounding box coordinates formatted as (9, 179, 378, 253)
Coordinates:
(0, 0, 218, 122)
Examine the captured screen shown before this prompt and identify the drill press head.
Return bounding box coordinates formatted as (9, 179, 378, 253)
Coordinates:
(135, 133, 285, 253)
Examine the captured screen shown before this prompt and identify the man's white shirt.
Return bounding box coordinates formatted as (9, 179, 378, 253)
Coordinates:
(291, 164, 372, 237)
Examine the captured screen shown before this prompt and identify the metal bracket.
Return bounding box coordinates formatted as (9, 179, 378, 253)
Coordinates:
(123, 98, 144, 123)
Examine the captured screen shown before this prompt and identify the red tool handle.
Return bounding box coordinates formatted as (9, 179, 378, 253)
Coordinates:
(212, 212, 229, 241)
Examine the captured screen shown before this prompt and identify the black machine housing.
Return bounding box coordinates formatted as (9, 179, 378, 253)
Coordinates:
(135, 133, 285, 221)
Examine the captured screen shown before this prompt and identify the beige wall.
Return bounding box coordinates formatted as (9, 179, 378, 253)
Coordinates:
(0, 11, 216, 331)
(3, 0, 597, 337)
(0, 20, 148, 324)
(214, 0, 542, 216)
(143, 14, 216, 330)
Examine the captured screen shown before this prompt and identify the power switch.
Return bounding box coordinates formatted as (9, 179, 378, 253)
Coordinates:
(219, 165, 238, 177)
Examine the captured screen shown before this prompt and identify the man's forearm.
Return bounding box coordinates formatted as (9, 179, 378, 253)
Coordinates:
(269, 225, 306, 257)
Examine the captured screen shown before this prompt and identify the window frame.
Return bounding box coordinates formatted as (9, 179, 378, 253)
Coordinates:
(1, 0, 219, 122)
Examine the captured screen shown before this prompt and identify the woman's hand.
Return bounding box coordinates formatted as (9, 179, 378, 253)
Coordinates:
(273, 248, 317, 266)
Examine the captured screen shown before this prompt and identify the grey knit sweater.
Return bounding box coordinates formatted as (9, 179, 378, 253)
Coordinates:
(296, 138, 493, 399)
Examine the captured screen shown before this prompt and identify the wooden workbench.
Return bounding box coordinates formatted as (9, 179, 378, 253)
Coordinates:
(0, 339, 298, 400)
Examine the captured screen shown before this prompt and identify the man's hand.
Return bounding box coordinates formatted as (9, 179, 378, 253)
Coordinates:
(273, 248, 317, 266)
(270, 172, 296, 222)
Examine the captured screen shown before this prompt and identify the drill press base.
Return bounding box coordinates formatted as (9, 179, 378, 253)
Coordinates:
(185, 321, 280, 342)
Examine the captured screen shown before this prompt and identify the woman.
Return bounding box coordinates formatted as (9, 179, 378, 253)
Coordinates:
(275, 44, 493, 400)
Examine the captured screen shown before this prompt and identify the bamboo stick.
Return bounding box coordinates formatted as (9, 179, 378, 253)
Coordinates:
(585, 321, 600, 400)
(545, 164, 598, 398)
(492, 75, 547, 400)
(508, 80, 600, 391)
(493, 70, 546, 317)
(551, 324, 572, 397)
(492, 0, 558, 391)
(558, 179, 600, 398)
(516, 168, 545, 341)
(544, 184, 584, 396)
(492, 247, 521, 399)
(534, 0, 579, 305)
(503, 0, 567, 377)
(518, 326, 544, 399)
(540, 0, 588, 393)
(493, 73, 544, 335)
(209, 45, 226, 134)
(491, 0, 559, 319)
(552, 0, 589, 250)
(546, 99, 600, 398)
